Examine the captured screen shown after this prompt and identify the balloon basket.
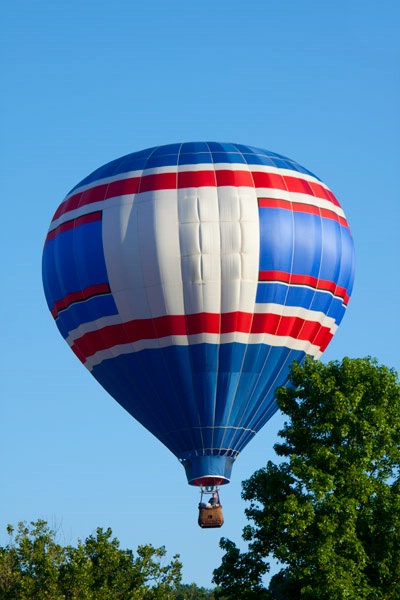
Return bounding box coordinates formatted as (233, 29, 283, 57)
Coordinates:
(198, 485, 224, 528)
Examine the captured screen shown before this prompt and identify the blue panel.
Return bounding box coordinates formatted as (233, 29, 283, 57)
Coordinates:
(189, 344, 219, 426)
(308, 290, 346, 321)
(111, 153, 150, 175)
(44, 221, 107, 303)
(292, 211, 323, 278)
(215, 344, 246, 421)
(259, 208, 353, 287)
(290, 163, 320, 179)
(211, 151, 247, 164)
(67, 148, 159, 193)
(256, 281, 292, 305)
(230, 144, 270, 157)
(92, 350, 196, 456)
(178, 152, 213, 165)
(336, 228, 355, 294)
(318, 217, 343, 284)
(259, 208, 294, 273)
(207, 142, 240, 153)
(145, 153, 179, 168)
(150, 143, 181, 156)
(255, 282, 347, 323)
(42, 244, 61, 308)
(90, 343, 297, 463)
(241, 152, 277, 167)
(55, 295, 118, 338)
(180, 141, 211, 153)
(73, 221, 108, 288)
(160, 345, 198, 423)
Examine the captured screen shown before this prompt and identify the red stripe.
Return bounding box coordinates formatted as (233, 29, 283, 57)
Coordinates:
(215, 170, 254, 187)
(257, 198, 348, 227)
(46, 211, 102, 244)
(139, 172, 177, 192)
(178, 170, 216, 188)
(52, 169, 340, 222)
(51, 283, 111, 319)
(251, 171, 286, 190)
(259, 270, 350, 305)
(53, 178, 141, 220)
(252, 172, 340, 206)
(71, 311, 333, 362)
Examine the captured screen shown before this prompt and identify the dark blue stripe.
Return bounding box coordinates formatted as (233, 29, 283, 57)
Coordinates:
(178, 152, 213, 165)
(255, 282, 347, 322)
(43, 220, 108, 305)
(55, 295, 118, 339)
(67, 143, 323, 195)
(67, 147, 159, 194)
(180, 141, 212, 153)
(91, 343, 304, 461)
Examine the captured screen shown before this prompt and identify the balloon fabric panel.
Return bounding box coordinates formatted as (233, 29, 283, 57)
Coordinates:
(42, 142, 355, 486)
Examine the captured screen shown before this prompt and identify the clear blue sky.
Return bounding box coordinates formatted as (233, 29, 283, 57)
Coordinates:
(2, 0, 399, 588)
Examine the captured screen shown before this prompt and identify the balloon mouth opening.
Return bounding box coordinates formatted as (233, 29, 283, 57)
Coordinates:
(188, 475, 230, 487)
(180, 454, 236, 487)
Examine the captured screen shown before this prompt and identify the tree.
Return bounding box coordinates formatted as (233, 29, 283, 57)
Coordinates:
(173, 582, 217, 599)
(213, 538, 270, 599)
(0, 520, 65, 599)
(213, 357, 400, 599)
(0, 520, 185, 599)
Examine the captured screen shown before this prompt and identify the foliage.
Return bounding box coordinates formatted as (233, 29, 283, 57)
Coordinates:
(213, 537, 270, 599)
(174, 582, 217, 599)
(213, 357, 400, 599)
(0, 519, 213, 599)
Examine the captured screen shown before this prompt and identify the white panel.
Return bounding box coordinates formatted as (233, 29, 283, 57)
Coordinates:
(202, 281, 221, 313)
(103, 190, 184, 321)
(180, 223, 201, 258)
(220, 221, 241, 254)
(238, 193, 260, 310)
(220, 189, 260, 314)
(220, 280, 241, 313)
(201, 253, 220, 282)
(178, 194, 200, 223)
(199, 222, 220, 256)
(217, 187, 241, 222)
(103, 184, 260, 323)
(103, 200, 151, 320)
(197, 190, 220, 221)
(151, 191, 185, 317)
(178, 187, 222, 315)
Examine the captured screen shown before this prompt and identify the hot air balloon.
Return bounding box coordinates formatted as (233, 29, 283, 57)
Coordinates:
(42, 142, 355, 527)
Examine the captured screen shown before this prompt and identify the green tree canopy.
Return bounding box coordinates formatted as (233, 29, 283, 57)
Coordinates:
(213, 357, 400, 599)
(0, 520, 215, 599)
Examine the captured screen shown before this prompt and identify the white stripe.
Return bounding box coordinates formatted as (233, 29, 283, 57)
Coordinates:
(254, 303, 338, 333)
(83, 334, 322, 372)
(256, 189, 346, 218)
(66, 314, 123, 345)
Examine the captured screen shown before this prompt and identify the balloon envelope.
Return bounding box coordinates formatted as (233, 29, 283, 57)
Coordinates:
(42, 142, 355, 486)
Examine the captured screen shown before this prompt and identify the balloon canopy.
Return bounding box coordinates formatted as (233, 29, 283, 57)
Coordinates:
(42, 142, 355, 486)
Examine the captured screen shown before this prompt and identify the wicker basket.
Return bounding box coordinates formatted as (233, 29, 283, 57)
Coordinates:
(198, 505, 224, 528)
